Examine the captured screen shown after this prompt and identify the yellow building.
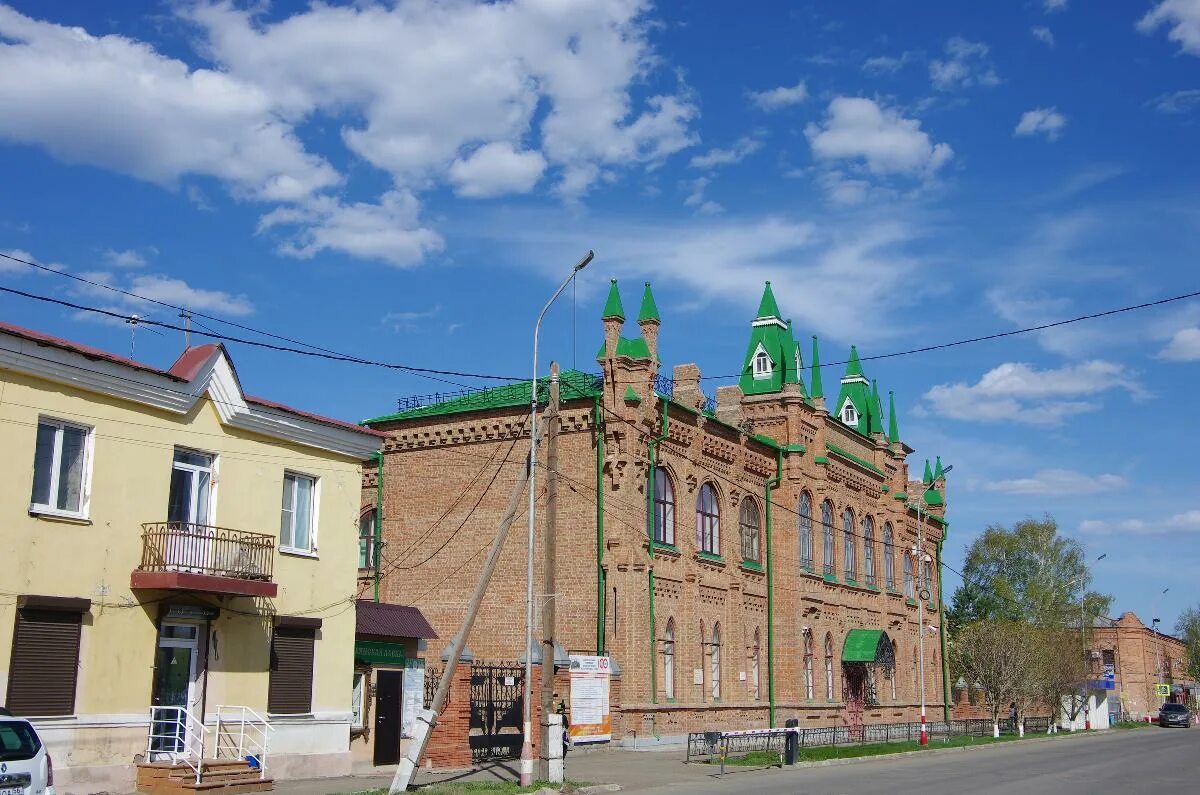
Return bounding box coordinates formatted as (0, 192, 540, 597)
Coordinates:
(0, 321, 382, 793)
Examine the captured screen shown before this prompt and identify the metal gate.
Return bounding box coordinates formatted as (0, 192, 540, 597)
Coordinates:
(469, 663, 525, 762)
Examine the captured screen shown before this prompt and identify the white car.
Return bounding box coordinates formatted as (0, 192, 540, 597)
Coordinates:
(0, 711, 55, 795)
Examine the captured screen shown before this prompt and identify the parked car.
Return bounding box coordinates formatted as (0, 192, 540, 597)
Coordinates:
(1158, 702, 1192, 728)
(0, 714, 55, 795)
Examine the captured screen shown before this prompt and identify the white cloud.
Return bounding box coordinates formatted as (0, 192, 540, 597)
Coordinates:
(924, 360, 1142, 425)
(1150, 89, 1200, 113)
(929, 36, 1000, 91)
(985, 469, 1127, 496)
(102, 248, 148, 268)
(1031, 26, 1056, 47)
(1, 248, 34, 273)
(1044, 0, 1068, 12)
(747, 80, 808, 111)
(1080, 510, 1200, 536)
(1158, 327, 1200, 360)
(448, 142, 546, 199)
(1139, 0, 1200, 56)
(818, 171, 874, 206)
(805, 97, 953, 176)
(383, 306, 440, 333)
(862, 53, 913, 75)
(690, 137, 762, 169)
(70, 269, 255, 320)
(682, 176, 722, 215)
(258, 190, 444, 269)
(1015, 107, 1067, 141)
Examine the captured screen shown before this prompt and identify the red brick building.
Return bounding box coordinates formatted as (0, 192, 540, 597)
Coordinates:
(363, 281, 950, 744)
(1089, 611, 1192, 720)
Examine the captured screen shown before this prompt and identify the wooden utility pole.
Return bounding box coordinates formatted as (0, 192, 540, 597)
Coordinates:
(539, 363, 561, 780)
(388, 426, 535, 794)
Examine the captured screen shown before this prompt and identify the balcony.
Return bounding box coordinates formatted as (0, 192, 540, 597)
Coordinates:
(131, 522, 278, 597)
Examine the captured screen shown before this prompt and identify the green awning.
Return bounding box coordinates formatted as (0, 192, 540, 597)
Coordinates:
(842, 629, 888, 662)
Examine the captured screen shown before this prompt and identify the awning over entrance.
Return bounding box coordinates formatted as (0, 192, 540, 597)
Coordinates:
(842, 629, 893, 663)
(355, 599, 438, 639)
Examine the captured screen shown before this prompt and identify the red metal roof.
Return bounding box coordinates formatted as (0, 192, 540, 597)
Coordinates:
(355, 600, 438, 639)
(0, 319, 184, 379)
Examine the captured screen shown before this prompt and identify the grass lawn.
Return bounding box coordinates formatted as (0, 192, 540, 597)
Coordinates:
(711, 731, 1078, 767)
(1112, 720, 1154, 730)
(337, 781, 592, 795)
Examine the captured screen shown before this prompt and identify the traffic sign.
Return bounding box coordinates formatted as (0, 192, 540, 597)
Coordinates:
(1155, 683, 1171, 697)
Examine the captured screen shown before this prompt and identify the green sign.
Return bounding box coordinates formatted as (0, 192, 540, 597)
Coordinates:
(355, 640, 406, 665)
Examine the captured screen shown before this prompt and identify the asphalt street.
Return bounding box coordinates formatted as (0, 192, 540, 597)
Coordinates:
(631, 727, 1197, 795)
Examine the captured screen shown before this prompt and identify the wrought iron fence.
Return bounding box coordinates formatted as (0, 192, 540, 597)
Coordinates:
(139, 522, 275, 581)
(685, 715, 1053, 763)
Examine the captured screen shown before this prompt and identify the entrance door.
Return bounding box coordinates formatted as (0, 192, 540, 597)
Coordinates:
(151, 623, 200, 757)
(373, 670, 404, 766)
(167, 449, 214, 571)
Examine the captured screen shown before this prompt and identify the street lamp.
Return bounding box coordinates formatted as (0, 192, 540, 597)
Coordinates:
(1077, 552, 1106, 731)
(1152, 587, 1169, 710)
(907, 463, 951, 747)
(520, 250, 593, 786)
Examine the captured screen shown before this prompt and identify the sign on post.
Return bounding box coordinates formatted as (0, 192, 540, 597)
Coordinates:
(568, 655, 612, 744)
(1155, 683, 1171, 697)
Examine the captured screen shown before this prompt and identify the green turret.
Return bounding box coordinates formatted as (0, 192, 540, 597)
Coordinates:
(739, 282, 805, 396)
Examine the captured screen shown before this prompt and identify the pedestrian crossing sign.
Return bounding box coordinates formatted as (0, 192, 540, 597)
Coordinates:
(1155, 683, 1170, 697)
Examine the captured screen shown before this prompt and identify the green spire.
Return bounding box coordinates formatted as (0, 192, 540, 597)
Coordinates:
(869, 379, 884, 435)
(888, 391, 900, 443)
(923, 459, 933, 485)
(602, 279, 625, 321)
(637, 282, 660, 323)
(810, 335, 823, 399)
(933, 456, 945, 481)
(846, 345, 864, 378)
(756, 280, 782, 319)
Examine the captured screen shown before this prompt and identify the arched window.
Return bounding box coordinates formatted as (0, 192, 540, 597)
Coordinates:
(883, 523, 895, 591)
(922, 557, 934, 600)
(903, 552, 915, 598)
(911, 646, 918, 696)
(804, 631, 814, 699)
(890, 640, 898, 700)
(863, 515, 876, 587)
(739, 498, 761, 563)
(699, 620, 706, 701)
(753, 349, 771, 379)
(697, 483, 720, 555)
(824, 633, 834, 701)
(821, 500, 835, 576)
(710, 624, 722, 700)
(843, 508, 857, 582)
(358, 508, 376, 570)
(798, 492, 813, 572)
(653, 467, 675, 546)
(663, 618, 675, 700)
(750, 628, 761, 701)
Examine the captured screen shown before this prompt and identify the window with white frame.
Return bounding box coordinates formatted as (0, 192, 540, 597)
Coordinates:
(883, 523, 895, 590)
(30, 417, 92, 517)
(709, 623, 721, 700)
(750, 628, 761, 701)
(663, 618, 675, 700)
(841, 402, 858, 426)
(803, 631, 814, 699)
(358, 509, 376, 570)
(798, 492, 813, 572)
(821, 500, 835, 576)
(753, 347, 772, 379)
(696, 483, 720, 555)
(824, 633, 834, 700)
(280, 472, 317, 553)
(739, 498, 760, 563)
(903, 553, 915, 598)
(654, 467, 675, 546)
(351, 671, 365, 727)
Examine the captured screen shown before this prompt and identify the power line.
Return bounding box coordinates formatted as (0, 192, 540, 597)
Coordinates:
(0, 281, 520, 383)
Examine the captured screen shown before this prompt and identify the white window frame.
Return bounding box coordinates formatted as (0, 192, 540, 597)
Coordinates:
(351, 671, 365, 728)
(752, 344, 773, 380)
(280, 471, 319, 555)
(29, 416, 95, 520)
(841, 401, 858, 426)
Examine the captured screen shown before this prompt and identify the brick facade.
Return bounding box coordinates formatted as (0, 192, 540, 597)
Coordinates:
(1089, 611, 1192, 719)
(364, 282, 950, 744)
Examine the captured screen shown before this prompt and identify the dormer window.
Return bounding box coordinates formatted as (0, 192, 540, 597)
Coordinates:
(842, 403, 858, 426)
(752, 345, 773, 380)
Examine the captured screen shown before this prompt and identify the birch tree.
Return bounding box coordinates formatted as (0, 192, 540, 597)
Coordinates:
(952, 620, 1039, 737)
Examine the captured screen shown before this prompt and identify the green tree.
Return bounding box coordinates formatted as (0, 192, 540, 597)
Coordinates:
(1176, 604, 1200, 687)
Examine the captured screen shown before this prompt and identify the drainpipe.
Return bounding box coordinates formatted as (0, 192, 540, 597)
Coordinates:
(595, 397, 606, 655)
(937, 534, 951, 722)
(374, 450, 384, 603)
(764, 447, 783, 728)
(646, 397, 670, 704)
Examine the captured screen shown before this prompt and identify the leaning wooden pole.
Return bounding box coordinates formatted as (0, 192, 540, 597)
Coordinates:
(388, 432, 535, 793)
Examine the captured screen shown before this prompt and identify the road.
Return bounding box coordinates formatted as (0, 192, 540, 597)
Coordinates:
(629, 728, 1196, 795)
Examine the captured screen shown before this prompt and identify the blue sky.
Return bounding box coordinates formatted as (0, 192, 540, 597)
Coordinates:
(1, 1, 1198, 630)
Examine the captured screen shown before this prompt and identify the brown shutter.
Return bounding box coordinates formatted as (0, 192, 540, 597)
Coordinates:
(268, 626, 315, 714)
(5, 609, 83, 716)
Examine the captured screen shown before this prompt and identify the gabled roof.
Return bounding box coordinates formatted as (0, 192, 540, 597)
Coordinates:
(0, 321, 383, 457)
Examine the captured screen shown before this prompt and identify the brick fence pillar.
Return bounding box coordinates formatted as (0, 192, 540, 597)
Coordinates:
(423, 657, 473, 770)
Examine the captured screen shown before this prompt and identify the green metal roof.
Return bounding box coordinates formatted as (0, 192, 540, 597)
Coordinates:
(739, 283, 805, 397)
(364, 369, 602, 424)
(809, 336, 823, 399)
(624, 385, 642, 403)
(595, 335, 652, 360)
(923, 487, 944, 507)
(637, 282, 660, 323)
(826, 443, 884, 476)
(887, 390, 899, 443)
(602, 279, 625, 320)
(842, 629, 888, 662)
(933, 456, 945, 481)
(756, 281, 782, 319)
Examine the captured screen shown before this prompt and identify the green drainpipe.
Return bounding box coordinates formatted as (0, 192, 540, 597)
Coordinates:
(646, 397, 670, 704)
(595, 397, 606, 656)
(765, 447, 783, 728)
(373, 450, 383, 603)
(937, 534, 951, 722)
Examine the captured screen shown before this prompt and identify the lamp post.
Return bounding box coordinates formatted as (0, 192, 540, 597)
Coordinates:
(907, 463, 950, 747)
(519, 251, 593, 786)
(1077, 552, 1106, 731)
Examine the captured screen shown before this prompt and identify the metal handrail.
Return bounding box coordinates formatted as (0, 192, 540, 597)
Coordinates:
(139, 522, 275, 582)
(215, 705, 274, 779)
(147, 706, 209, 785)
